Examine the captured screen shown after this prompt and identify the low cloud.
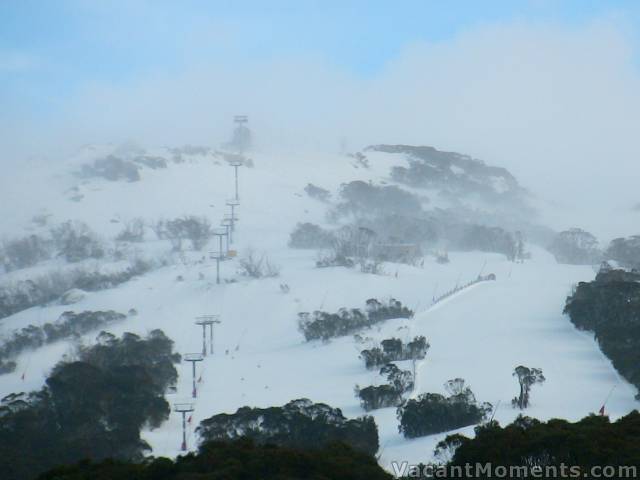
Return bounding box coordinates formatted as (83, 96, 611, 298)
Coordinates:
(5, 17, 640, 233)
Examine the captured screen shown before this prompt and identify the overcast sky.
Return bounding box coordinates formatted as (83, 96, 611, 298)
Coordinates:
(2, 0, 640, 216)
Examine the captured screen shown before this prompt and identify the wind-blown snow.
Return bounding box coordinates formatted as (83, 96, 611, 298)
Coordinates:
(0, 147, 636, 471)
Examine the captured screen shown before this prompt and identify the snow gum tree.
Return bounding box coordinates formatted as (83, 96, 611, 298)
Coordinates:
(512, 365, 545, 409)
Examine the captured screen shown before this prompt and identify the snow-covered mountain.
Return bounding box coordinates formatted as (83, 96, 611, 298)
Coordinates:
(0, 144, 637, 471)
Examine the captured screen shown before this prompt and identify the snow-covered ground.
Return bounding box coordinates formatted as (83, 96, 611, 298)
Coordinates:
(0, 146, 637, 471)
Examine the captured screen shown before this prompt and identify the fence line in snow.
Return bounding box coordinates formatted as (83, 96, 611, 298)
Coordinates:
(431, 273, 496, 306)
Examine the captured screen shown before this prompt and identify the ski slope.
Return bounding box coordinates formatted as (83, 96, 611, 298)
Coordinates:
(0, 146, 637, 471)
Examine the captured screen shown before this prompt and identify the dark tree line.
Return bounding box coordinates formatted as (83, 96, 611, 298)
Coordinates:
(38, 438, 392, 480)
(0, 310, 126, 374)
(297, 298, 413, 341)
(440, 412, 640, 474)
(0, 329, 180, 480)
(196, 398, 379, 456)
(564, 267, 640, 395)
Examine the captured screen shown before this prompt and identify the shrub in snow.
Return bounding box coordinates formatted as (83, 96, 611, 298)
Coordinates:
(315, 250, 355, 268)
(132, 155, 167, 170)
(304, 183, 331, 202)
(348, 151, 370, 169)
(358, 258, 384, 274)
(0, 259, 152, 320)
(0, 234, 51, 271)
(154, 216, 213, 251)
(0, 310, 127, 374)
(238, 249, 280, 278)
(397, 380, 492, 438)
(315, 225, 376, 269)
(298, 298, 413, 341)
(360, 336, 429, 369)
(196, 398, 379, 456)
(169, 145, 211, 156)
(436, 250, 450, 264)
(547, 228, 601, 265)
(116, 218, 146, 242)
(51, 221, 105, 262)
(357, 214, 437, 249)
(288, 222, 335, 249)
(74, 259, 151, 291)
(79, 155, 141, 182)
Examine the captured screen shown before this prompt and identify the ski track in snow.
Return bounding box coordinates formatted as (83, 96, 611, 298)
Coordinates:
(0, 148, 637, 472)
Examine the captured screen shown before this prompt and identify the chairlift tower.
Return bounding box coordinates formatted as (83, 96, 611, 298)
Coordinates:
(220, 219, 231, 253)
(224, 213, 239, 243)
(184, 353, 204, 398)
(226, 198, 240, 233)
(213, 227, 227, 255)
(210, 250, 225, 285)
(233, 115, 249, 156)
(221, 217, 234, 244)
(229, 159, 243, 201)
(210, 228, 228, 284)
(174, 402, 194, 451)
(195, 315, 221, 356)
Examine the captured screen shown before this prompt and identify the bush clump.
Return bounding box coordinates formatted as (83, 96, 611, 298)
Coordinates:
(360, 336, 429, 369)
(79, 155, 141, 182)
(153, 216, 213, 250)
(304, 183, 331, 202)
(397, 379, 492, 438)
(298, 298, 413, 341)
(51, 221, 105, 262)
(548, 228, 601, 265)
(238, 249, 280, 278)
(289, 223, 335, 249)
(355, 364, 414, 411)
